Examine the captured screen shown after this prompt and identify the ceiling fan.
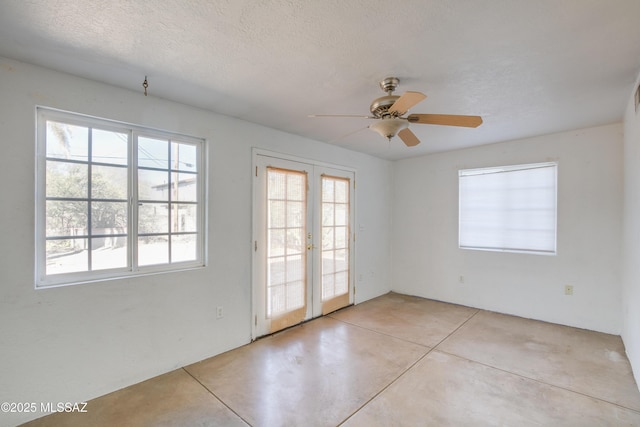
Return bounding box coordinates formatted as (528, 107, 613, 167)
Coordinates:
(310, 77, 483, 147)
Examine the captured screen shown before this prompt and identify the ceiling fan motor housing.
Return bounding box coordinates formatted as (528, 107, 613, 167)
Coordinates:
(370, 77, 402, 118)
(370, 95, 400, 118)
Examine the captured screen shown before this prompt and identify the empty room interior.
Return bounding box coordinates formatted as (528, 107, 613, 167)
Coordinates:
(2, 1, 640, 426)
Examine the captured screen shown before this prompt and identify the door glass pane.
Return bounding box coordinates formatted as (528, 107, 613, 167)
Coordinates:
(269, 201, 286, 228)
(266, 168, 307, 317)
(321, 176, 350, 301)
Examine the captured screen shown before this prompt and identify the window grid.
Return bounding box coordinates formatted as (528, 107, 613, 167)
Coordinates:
(321, 175, 350, 301)
(136, 138, 200, 266)
(37, 108, 205, 287)
(44, 122, 131, 275)
(266, 167, 307, 317)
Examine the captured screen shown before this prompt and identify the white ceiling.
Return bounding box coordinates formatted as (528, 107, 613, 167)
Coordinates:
(1, 0, 639, 160)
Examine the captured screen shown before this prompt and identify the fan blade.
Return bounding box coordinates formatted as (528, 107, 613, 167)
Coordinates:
(407, 114, 483, 128)
(389, 91, 427, 115)
(398, 128, 420, 147)
(308, 114, 374, 119)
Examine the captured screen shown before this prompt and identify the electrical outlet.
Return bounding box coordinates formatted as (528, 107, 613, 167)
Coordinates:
(564, 285, 574, 296)
(216, 306, 224, 319)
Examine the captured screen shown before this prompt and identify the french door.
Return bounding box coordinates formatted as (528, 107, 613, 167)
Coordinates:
(252, 153, 355, 338)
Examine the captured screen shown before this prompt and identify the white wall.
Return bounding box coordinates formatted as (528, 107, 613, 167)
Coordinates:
(622, 71, 640, 389)
(392, 124, 623, 334)
(0, 57, 393, 426)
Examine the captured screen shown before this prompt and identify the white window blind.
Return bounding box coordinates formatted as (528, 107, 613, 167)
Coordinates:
(458, 162, 557, 255)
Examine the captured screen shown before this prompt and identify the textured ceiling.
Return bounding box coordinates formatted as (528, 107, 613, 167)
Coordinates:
(1, 0, 639, 160)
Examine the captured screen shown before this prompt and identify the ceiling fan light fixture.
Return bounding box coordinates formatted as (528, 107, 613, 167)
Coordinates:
(368, 118, 409, 140)
(310, 76, 482, 148)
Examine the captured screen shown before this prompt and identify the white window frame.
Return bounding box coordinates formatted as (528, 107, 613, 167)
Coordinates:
(35, 107, 207, 288)
(458, 161, 557, 255)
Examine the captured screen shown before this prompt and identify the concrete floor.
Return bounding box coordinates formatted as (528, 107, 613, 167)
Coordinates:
(21, 292, 640, 426)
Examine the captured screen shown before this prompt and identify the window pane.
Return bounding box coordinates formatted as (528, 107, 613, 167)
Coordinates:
(92, 165, 127, 199)
(138, 137, 168, 169)
(46, 161, 87, 198)
(46, 121, 88, 161)
(138, 235, 169, 266)
(91, 237, 128, 270)
(172, 172, 197, 202)
(171, 204, 197, 232)
(172, 142, 197, 172)
(138, 169, 169, 200)
(172, 234, 197, 263)
(46, 201, 87, 237)
(46, 239, 88, 274)
(92, 202, 128, 234)
(92, 129, 128, 165)
(138, 203, 168, 234)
